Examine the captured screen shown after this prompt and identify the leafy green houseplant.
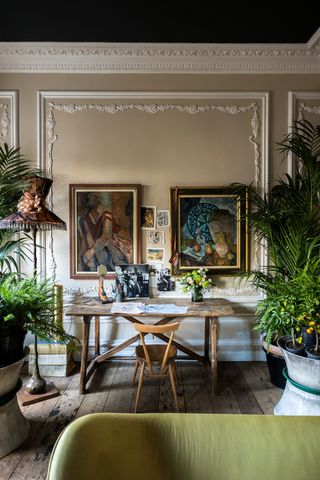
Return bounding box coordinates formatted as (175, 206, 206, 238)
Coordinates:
(255, 257, 320, 357)
(243, 120, 320, 346)
(179, 268, 214, 301)
(0, 275, 74, 367)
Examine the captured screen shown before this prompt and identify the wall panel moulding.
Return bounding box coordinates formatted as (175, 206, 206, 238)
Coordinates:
(0, 28, 320, 74)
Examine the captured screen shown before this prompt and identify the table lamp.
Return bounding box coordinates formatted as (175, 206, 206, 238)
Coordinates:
(0, 176, 66, 398)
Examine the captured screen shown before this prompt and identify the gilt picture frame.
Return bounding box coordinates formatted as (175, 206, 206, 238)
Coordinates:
(170, 186, 248, 275)
(70, 184, 141, 279)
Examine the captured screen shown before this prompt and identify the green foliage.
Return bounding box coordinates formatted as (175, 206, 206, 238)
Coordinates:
(179, 268, 214, 293)
(255, 259, 320, 350)
(0, 143, 38, 275)
(0, 274, 75, 345)
(238, 120, 320, 345)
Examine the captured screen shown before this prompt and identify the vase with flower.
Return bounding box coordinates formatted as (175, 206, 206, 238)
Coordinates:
(179, 268, 214, 302)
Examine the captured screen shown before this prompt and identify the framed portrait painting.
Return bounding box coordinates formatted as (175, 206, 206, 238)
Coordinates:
(70, 184, 141, 278)
(170, 186, 248, 276)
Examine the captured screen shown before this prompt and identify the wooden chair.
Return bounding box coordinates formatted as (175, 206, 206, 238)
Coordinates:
(132, 322, 180, 413)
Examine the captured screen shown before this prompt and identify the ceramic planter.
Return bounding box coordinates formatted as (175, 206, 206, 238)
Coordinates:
(0, 348, 30, 458)
(274, 336, 320, 415)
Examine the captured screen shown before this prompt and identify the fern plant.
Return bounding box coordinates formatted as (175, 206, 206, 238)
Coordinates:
(0, 274, 74, 342)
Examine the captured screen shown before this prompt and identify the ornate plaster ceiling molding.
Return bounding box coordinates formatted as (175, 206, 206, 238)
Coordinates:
(1, 28, 320, 73)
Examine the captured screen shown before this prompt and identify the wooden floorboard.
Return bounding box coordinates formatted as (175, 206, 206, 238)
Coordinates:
(1, 360, 283, 479)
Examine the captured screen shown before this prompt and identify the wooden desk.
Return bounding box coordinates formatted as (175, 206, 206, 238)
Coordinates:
(66, 297, 234, 395)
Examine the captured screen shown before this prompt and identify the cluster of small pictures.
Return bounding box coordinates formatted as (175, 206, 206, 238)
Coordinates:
(141, 207, 170, 265)
(115, 264, 175, 299)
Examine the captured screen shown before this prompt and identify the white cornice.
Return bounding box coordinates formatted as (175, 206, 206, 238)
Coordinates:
(1, 28, 320, 73)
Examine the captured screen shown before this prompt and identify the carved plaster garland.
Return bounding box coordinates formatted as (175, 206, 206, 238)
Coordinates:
(298, 102, 320, 119)
(0, 103, 10, 143)
(46, 99, 262, 291)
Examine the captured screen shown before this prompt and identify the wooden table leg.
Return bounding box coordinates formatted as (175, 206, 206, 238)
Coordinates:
(95, 316, 100, 356)
(210, 317, 218, 395)
(204, 317, 210, 362)
(80, 315, 93, 395)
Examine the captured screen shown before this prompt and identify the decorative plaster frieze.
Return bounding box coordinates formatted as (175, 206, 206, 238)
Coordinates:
(298, 101, 320, 118)
(1, 29, 320, 73)
(287, 92, 320, 176)
(0, 103, 9, 143)
(38, 91, 268, 282)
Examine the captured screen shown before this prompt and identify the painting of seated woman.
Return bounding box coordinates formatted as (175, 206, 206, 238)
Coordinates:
(70, 184, 141, 278)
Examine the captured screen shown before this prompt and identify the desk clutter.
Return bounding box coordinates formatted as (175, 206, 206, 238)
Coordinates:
(110, 302, 189, 314)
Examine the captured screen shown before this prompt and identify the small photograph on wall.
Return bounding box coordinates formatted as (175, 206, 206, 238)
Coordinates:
(157, 210, 170, 228)
(146, 230, 165, 245)
(115, 264, 150, 299)
(69, 184, 141, 279)
(170, 186, 248, 275)
(146, 247, 165, 263)
(141, 206, 156, 229)
(156, 267, 176, 292)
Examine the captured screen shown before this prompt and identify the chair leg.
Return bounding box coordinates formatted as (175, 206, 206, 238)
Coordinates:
(169, 363, 179, 412)
(134, 363, 145, 413)
(172, 361, 178, 385)
(132, 360, 139, 386)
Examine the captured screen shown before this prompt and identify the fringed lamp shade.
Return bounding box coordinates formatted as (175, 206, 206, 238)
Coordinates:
(0, 176, 66, 231)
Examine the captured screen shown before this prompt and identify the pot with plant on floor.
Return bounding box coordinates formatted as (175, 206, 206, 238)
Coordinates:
(273, 254, 320, 415)
(0, 274, 76, 458)
(232, 120, 320, 393)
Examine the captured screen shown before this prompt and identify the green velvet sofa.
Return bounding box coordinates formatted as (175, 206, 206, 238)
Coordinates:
(47, 413, 320, 480)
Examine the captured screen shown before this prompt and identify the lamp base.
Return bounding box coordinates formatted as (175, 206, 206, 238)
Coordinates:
(18, 381, 60, 406)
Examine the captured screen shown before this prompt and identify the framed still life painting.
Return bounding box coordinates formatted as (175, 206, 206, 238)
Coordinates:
(70, 184, 141, 278)
(170, 186, 248, 276)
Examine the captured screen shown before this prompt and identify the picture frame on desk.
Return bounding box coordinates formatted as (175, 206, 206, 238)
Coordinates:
(69, 184, 141, 279)
(170, 186, 248, 276)
(115, 264, 150, 299)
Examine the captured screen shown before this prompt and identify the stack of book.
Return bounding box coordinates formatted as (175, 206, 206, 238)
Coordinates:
(28, 340, 75, 377)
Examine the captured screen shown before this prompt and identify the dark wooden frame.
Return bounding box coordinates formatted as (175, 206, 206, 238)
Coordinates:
(69, 184, 141, 279)
(170, 185, 248, 276)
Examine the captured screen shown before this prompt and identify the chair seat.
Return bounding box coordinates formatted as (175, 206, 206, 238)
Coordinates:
(135, 344, 177, 363)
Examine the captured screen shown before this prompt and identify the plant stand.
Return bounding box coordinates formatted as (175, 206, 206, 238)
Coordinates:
(0, 351, 30, 458)
(274, 336, 320, 415)
(274, 367, 320, 415)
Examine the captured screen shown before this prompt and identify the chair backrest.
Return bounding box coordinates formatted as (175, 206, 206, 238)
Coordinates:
(134, 322, 180, 374)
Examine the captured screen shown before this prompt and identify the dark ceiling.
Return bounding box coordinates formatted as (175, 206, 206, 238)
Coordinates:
(1, 4, 319, 44)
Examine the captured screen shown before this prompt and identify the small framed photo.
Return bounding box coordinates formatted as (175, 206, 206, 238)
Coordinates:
(115, 264, 150, 299)
(146, 247, 165, 263)
(146, 230, 165, 245)
(141, 206, 156, 229)
(157, 210, 170, 228)
(156, 267, 176, 292)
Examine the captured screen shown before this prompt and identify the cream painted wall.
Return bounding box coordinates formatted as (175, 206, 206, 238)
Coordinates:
(1, 72, 320, 361)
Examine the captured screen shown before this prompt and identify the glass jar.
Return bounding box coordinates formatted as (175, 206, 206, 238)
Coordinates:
(191, 288, 203, 302)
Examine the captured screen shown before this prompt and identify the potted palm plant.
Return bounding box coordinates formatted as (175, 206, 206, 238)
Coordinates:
(238, 119, 320, 388)
(0, 143, 39, 276)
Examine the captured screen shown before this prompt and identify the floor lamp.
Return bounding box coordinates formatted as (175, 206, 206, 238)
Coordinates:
(0, 176, 66, 401)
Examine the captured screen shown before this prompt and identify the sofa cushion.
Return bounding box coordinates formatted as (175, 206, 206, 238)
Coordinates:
(48, 413, 320, 480)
